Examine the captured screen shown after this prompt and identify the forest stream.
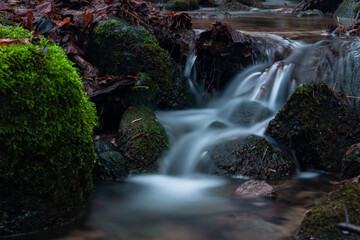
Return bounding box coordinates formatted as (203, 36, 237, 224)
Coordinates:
(30, 1, 359, 239)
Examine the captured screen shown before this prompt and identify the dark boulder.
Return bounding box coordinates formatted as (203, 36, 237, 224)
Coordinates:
(118, 106, 168, 173)
(93, 139, 127, 182)
(88, 19, 195, 131)
(199, 135, 295, 180)
(342, 143, 360, 179)
(265, 83, 360, 173)
(301, 0, 343, 14)
(195, 22, 271, 92)
(165, 0, 199, 11)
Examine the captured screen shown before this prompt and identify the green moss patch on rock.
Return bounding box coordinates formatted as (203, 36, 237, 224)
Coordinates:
(165, 0, 200, 11)
(0, 25, 97, 235)
(265, 83, 360, 173)
(118, 106, 168, 173)
(298, 182, 360, 240)
(88, 19, 194, 110)
(199, 135, 295, 180)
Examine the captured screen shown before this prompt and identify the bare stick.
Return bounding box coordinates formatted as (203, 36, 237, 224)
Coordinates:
(292, 0, 306, 14)
(337, 222, 360, 233)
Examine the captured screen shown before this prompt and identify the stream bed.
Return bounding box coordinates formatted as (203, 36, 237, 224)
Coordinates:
(49, 2, 350, 240)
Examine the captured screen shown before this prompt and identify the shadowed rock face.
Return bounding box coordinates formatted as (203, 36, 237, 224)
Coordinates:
(265, 83, 360, 173)
(199, 135, 295, 180)
(301, 0, 343, 14)
(195, 22, 272, 93)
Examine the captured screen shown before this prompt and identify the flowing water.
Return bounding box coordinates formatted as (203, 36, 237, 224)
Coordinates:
(48, 3, 360, 240)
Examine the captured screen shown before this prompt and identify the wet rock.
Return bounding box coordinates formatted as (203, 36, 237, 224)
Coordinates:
(219, 100, 273, 126)
(95, 139, 117, 154)
(165, 0, 199, 11)
(297, 180, 360, 240)
(217, 2, 251, 11)
(265, 83, 360, 173)
(233, 0, 264, 8)
(333, 0, 360, 19)
(93, 151, 128, 182)
(301, 0, 343, 14)
(233, 180, 276, 199)
(195, 22, 271, 92)
(297, 9, 324, 17)
(119, 106, 168, 173)
(199, 135, 295, 180)
(208, 121, 228, 129)
(199, 0, 214, 7)
(342, 143, 360, 179)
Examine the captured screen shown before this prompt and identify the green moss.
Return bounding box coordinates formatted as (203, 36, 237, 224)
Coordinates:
(0, 25, 33, 38)
(166, 0, 199, 11)
(298, 183, 360, 239)
(119, 106, 168, 173)
(0, 25, 97, 232)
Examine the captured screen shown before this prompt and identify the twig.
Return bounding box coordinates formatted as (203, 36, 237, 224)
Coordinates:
(337, 222, 360, 233)
(291, 0, 306, 14)
(343, 204, 349, 223)
(262, 146, 269, 161)
(346, 96, 360, 99)
(336, 204, 360, 233)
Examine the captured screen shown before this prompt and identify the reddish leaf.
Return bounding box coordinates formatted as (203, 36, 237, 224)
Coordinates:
(35, 2, 52, 14)
(82, 12, 93, 26)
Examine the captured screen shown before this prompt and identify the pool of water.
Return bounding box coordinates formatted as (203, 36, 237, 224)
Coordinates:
(50, 173, 335, 240)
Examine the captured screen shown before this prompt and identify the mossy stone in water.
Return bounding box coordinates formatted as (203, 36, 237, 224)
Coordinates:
(265, 83, 360, 173)
(200, 135, 295, 180)
(0, 25, 97, 234)
(298, 182, 360, 240)
(118, 106, 168, 173)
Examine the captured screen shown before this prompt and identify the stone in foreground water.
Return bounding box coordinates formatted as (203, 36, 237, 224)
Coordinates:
(233, 180, 276, 199)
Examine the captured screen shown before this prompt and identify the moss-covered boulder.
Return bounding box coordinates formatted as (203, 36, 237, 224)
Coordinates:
(298, 182, 360, 240)
(118, 106, 168, 173)
(199, 135, 295, 180)
(165, 0, 200, 11)
(0, 26, 97, 235)
(265, 83, 360, 173)
(88, 19, 194, 110)
(342, 143, 360, 179)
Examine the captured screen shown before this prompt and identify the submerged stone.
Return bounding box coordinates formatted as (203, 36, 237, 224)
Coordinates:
(199, 135, 295, 180)
(118, 106, 168, 173)
(265, 83, 360, 173)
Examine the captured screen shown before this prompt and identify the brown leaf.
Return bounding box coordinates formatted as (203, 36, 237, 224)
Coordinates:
(0, 38, 30, 47)
(82, 12, 93, 26)
(35, 2, 52, 14)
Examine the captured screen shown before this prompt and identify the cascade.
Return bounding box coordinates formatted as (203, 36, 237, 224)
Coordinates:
(157, 39, 317, 176)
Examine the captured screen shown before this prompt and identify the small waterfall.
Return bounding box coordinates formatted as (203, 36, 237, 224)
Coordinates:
(158, 40, 317, 176)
